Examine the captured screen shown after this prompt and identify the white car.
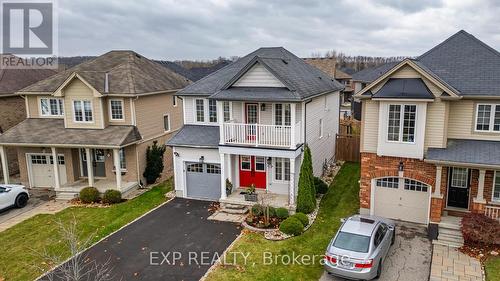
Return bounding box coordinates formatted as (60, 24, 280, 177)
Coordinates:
(0, 184, 30, 210)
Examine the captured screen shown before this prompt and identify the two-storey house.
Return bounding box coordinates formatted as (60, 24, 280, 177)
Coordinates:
(168, 47, 343, 208)
(0, 51, 190, 199)
(355, 31, 500, 230)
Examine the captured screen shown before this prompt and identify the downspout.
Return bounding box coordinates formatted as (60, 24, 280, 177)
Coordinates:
(303, 99, 313, 148)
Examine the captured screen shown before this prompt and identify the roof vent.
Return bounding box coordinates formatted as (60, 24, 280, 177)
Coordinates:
(104, 73, 109, 93)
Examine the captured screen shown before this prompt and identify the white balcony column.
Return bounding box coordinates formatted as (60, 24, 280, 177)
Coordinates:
(85, 148, 94, 187)
(474, 169, 486, 203)
(433, 166, 442, 198)
(290, 103, 296, 149)
(289, 157, 296, 205)
(51, 147, 60, 190)
(217, 101, 224, 145)
(113, 149, 122, 191)
(0, 145, 9, 184)
(219, 153, 227, 199)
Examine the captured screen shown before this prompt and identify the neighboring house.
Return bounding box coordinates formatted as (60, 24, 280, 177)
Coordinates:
(304, 58, 355, 119)
(168, 47, 343, 208)
(0, 59, 56, 177)
(0, 51, 190, 199)
(355, 30, 500, 228)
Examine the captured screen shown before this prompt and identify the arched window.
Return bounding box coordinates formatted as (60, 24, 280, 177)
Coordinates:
(375, 177, 429, 192)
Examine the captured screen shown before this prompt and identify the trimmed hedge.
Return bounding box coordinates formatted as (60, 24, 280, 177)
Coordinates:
(275, 207, 290, 219)
(102, 190, 122, 204)
(279, 217, 304, 236)
(79, 187, 99, 203)
(293, 212, 309, 227)
(314, 177, 328, 194)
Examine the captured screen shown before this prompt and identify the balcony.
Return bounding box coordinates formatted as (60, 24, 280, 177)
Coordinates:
(221, 122, 301, 148)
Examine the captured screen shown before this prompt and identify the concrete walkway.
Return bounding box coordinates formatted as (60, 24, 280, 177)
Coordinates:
(430, 244, 483, 281)
(0, 200, 69, 232)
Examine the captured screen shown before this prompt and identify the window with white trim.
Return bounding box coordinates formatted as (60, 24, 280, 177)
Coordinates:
(118, 148, 126, 170)
(73, 100, 93, 122)
(31, 155, 47, 164)
(206, 164, 221, 174)
(187, 163, 203, 173)
(40, 98, 64, 116)
(376, 177, 399, 188)
(240, 156, 251, 171)
(49, 155, 65, 165)
(274, 104, 291, 126)
(195, 99, 204, 122)
(109, 99, 124, 120)
(493, 172, 500, 202)
(319, 118, 323, 138)
(223, 101, 231, 122)
(172, 96, 177, 106)
(475, 104, 500, 132)
(451, 167, 468, 188)
(163, 114, 170, 132)
(274, 158, 290, 181)
(404, 179, 428, 192)
(387, 104, 416, 143)
(255, 157, 266, 172)
(209, 99, 217, 123)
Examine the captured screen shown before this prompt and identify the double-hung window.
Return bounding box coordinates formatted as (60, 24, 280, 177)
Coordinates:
(119, 148, 126, 170)
(41, 98, 64, 116)
(475, 104, 500, 132)
(73, 100, 93, 122)
(209, 100, 217, 123)
(493, 172, 500, 202)
(223, 101, 231, 122)
(163, 114, 170, 132)
(274, 104, 291, 126)
(387, 104, 416, 143)
(109, 99, 124, 120)
(274, 158, 290, 181)
(195, 99, 204, 122)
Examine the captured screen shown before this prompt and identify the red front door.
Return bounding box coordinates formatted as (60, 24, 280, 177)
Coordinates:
(239, 155, 266, 188)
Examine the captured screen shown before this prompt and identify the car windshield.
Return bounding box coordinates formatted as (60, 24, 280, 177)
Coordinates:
(333, 231, 371, 253)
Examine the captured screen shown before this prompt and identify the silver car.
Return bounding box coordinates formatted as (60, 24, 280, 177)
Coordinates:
(324, 215, 395, 280)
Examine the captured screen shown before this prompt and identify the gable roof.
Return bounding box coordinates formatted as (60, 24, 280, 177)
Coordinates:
(0, 56, 56, 97)
(178, 47, 343, 101)
(371, 78, 434, 99)
(19, 51, 191, 95)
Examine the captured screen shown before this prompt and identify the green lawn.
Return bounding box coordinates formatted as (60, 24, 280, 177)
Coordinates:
(0, 179, 173, 281)
(206, 162, 360, 281)
(485, 256, 500, 281)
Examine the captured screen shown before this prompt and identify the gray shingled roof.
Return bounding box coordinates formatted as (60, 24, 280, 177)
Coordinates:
(178, 47, 343, 100)
(167, 125, 219, 148)
(372, 78, 434, 99)
(351, 61, 400, 83)
(20, 51, 191, 95)
(427, 139, 500, 166)
(210, 87, 301, 102)
(0, 118, 141, 147)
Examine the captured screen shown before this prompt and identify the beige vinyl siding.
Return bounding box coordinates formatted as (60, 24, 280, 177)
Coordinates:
(135, 93, 183, 139)
(361, 100, 379, 152)
(424, 100, 448, 149)
(448, 100, 500, 141)
(63, 78, 104, 129)
(233, 63, 285, 87)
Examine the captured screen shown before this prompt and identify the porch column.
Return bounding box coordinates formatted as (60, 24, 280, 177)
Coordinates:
(85, 148, 94, 187)
(113, 149, 122, 191)
(433, 166, 443, 198)
(51, 147, 60, 190)
(289, 157, 296, 205)
(474, 169, 486, 203)
(0, 145, 9, 184)
(220, 153, 227, 199)
(290, 103, 296, 149)
(218, 101, 224, 145)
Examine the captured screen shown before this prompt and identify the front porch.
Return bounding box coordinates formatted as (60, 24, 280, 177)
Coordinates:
(56, 179, 139, 200)
(221, 188, 290, 208)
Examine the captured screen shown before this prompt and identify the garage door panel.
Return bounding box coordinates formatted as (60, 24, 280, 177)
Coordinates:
(186, 162, 221, 200)
(30, 154, 67, 188)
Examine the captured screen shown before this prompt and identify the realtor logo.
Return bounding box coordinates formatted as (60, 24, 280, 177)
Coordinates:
(0, 0, 58, 68)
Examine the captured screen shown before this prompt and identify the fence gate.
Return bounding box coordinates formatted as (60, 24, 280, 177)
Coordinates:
(335, 134, 360, 162)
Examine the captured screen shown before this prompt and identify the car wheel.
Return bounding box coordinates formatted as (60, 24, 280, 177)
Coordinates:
(375, 261, 382, 279)
(391, 228, 396, 245)
(15, 193, 29, 208)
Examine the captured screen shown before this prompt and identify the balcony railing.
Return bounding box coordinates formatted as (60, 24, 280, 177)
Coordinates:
(485, 205, 500, 221)
(222, 122, 301, 148)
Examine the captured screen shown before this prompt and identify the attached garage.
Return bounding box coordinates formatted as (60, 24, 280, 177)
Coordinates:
(373, 177, 430, 224)
(28, 154, 67, 187)
(185, 162, 221, 200)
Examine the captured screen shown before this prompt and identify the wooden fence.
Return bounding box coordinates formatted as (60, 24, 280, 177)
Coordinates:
(335, 133, 361, 162)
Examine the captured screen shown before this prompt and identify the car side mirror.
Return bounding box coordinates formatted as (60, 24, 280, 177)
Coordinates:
(4, 188, 11, 193)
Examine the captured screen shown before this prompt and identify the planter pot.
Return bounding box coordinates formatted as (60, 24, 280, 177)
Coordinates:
(244, 193, 258, 202)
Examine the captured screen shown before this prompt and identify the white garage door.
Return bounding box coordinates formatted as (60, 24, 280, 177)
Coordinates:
(29, 154, 67, 187)
(373, 177, 430, 224)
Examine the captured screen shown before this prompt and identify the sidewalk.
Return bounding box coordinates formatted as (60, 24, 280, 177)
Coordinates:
(0, 200, 70, 232)
(430, 244, 483, 281)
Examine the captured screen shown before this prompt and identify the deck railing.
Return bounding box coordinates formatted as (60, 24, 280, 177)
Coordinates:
(222, 122, 301, 148)
(484, 205, 500, 221)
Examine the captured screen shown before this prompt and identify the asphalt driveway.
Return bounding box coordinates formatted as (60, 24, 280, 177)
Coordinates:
(321, 221, 432, 281)
(46, 198, 241, 281)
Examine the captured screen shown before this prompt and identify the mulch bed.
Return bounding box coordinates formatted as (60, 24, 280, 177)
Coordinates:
(460, 242, 499, 262)
(245, 215, 283, 229)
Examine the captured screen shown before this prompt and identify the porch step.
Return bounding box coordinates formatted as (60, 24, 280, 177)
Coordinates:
(432, 239, 463, 248)
(220, 203, 249, 215)
(438, 227, 462, 236)
(55, 191, 78, 201)
(438, 221, 461, 231)
(436, 217, 464, 248)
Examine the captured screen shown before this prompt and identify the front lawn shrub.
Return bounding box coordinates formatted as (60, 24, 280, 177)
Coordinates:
(303, 145, 316, 198)
(79, 187, 99, 203)
(296, 146, 316, 214)
(279, 217, 304, 236)
(461, 213, 500, 245)
(275, 207, 289, 219)
(102, 190, 122, 204)
(267, 206, 277, 218)
(292, 212, 309, 227)
(143, 141, 167, 184)
(314, 177, 328, 194)
(251, 204, 264, 216)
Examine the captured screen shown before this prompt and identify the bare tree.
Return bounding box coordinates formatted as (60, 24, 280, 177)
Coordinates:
(32, 216, 117, 281)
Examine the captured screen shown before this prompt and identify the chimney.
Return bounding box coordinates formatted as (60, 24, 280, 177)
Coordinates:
(104, 73, 109, 93)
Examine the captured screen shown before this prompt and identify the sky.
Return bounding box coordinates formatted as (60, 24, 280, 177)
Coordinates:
(56, 0, 500, 60)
